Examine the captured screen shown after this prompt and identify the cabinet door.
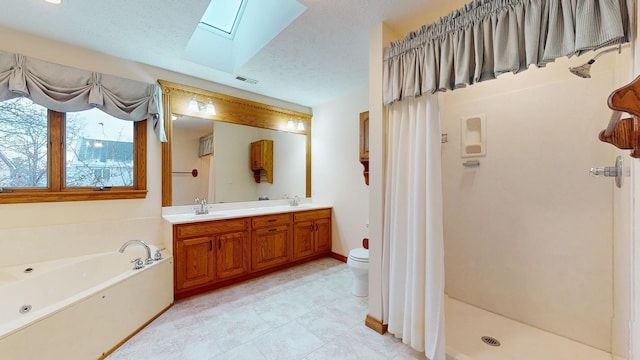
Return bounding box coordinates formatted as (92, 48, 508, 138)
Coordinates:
(252, 225, 291, 271)
(314, 217, 332, 253)
(175, 236, 215, 291)
(216, 231, 250, 280)
(250, 141, 264, 170)
(293, 220, 315, 260)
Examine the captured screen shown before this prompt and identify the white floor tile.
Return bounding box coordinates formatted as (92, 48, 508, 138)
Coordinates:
(106, 258, 614, 360)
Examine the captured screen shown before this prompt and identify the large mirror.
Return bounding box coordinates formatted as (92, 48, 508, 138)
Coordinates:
(159, 80, 312, 207)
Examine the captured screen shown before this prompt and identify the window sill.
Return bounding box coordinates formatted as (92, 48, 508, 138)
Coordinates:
(0, 190, 148, 204)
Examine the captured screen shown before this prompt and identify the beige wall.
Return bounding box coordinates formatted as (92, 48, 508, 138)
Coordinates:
(213, 122, 306, 203)
(0, 26, 310, 267)
(366, 22, 398, 324)
(441, 53, 630, 351)
(172, 124, 213, 205)
(311, 88, 370, 257)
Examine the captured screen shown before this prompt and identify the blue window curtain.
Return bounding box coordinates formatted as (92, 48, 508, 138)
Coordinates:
(383, 0, 631, 105)
(0, 51, 166, 142)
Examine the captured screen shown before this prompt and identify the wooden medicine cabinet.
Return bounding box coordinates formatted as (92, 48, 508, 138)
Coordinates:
(250, 139, 273, 183)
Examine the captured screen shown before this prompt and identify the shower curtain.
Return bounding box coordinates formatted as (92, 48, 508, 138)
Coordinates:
(382, 94, 444, 359)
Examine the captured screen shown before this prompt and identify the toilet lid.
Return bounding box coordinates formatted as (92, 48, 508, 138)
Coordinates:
(349, 247, 369, 262)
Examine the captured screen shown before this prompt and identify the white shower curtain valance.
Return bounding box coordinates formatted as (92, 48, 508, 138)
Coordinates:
(383, 0, 631, 104)
(0, 50, 166, 142)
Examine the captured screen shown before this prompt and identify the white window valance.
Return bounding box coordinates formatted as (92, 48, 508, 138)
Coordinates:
(0, 51, 166, 142)
(383, 0, 631, 105)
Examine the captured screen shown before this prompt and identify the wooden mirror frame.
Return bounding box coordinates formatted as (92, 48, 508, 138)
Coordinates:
(158, 80, 312, 207)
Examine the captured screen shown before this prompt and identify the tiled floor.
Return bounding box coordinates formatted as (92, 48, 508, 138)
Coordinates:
(106, 257, 426, 360)
(106, 257, 613, 360)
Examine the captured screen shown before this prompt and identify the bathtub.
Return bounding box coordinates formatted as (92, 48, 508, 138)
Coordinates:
(0, 250, 173, 360)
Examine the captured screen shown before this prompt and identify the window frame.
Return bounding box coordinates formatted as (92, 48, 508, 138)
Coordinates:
(0, 109, 147, 204)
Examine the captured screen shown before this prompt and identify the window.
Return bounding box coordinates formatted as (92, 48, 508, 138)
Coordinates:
(0, 98, 147, 203)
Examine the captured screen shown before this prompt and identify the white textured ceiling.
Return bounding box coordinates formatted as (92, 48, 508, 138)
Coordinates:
(0, 0, 463, 107)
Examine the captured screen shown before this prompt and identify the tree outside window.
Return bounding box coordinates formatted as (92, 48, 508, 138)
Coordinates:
(0, 97, 146, 203)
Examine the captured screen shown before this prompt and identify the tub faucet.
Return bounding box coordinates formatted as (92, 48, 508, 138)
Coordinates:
(119, 240, 153, 265)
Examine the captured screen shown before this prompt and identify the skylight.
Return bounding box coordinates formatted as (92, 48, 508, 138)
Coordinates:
(200, 0, 246, 39)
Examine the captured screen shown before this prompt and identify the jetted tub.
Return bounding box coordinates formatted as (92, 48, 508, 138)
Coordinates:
(0, 249, 173, 360)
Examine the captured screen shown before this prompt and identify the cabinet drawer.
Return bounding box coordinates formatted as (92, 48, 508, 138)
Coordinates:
(252, 213, 291, 228)
(175, 218, 249, 239)
(293, 209, 331, 222)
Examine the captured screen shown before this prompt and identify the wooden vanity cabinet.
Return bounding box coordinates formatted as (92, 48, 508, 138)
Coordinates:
(172, 208, 331, 300)
(293, 209, 332, 260)
(251, 213, 292, 271)
(174, 236, 215, 291)
(173, 218, 250, 297)
(216, 230, 250, 280)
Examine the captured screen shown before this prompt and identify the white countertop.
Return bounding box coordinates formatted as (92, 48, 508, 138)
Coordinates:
(162, 200, 332, 224)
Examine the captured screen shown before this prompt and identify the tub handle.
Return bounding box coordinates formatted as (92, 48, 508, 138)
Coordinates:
(131, 258, 144, 270)
(153, 248, 166, 261)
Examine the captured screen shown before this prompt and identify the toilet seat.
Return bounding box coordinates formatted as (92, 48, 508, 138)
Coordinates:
(348, 248, 369, 262)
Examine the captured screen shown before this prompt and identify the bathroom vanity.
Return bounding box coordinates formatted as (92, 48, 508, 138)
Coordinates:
(164, 204, 331, 300)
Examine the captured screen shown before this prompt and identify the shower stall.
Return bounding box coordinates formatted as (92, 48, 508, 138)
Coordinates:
(441, 49, 632, 359)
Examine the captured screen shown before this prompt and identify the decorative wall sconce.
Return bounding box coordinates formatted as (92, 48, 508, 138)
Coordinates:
(188, 96, 216, 115)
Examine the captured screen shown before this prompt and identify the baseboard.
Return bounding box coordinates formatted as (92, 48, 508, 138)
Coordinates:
(329, 252, 347, 262)
(365, 314, 388, 335)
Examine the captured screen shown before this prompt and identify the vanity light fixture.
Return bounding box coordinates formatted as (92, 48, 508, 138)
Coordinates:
(286, 118, 295, 130)
(297, 118, 305, 131)
(188, 96, 217, 115)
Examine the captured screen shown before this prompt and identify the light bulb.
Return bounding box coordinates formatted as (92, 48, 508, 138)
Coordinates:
(286, 118, 295, 129)
(297, 119, 305, 131)
(188, 97, 199, 112)
(205, 99, 216, 115)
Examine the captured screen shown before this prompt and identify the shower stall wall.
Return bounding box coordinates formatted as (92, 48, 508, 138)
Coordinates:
(441, 52, 632, 358)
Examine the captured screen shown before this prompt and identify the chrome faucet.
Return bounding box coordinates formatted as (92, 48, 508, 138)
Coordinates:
(194, 196, 209, 215)
(119, 240, 153, 265)
(290, 195, 300, 206)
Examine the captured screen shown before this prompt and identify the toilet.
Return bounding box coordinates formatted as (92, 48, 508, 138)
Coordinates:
(347, 247, 369, 297)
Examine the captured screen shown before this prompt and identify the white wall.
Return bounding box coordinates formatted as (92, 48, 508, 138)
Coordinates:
(255, 128, 306, 201)
(442, 52, 630, 351)
(312, 88, 370, 257)
(213, 122, 306, 203)
(214, 122, 261, 203)
(0, 26, 310, 267)
(172, 125, 213, 205)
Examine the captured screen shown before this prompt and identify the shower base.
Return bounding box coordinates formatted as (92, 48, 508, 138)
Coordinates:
(445, 296, 611, 360)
